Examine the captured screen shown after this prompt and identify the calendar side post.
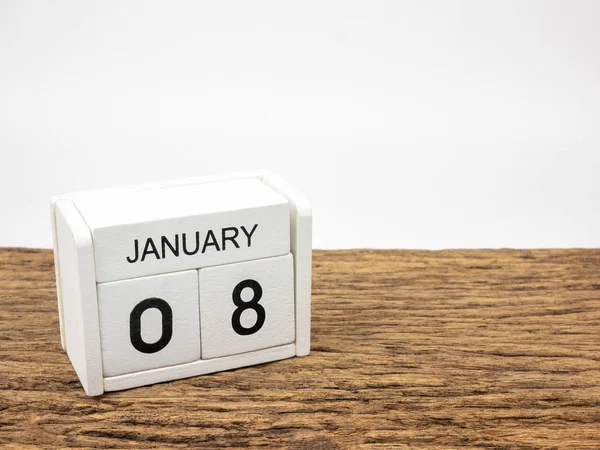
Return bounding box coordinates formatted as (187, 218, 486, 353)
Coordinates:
(261, 172, 312, 356)
(54, 200, 104, 396)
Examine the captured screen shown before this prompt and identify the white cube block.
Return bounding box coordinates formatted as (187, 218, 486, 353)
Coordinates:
(98, 271, 200, 377)
(51, 171, 312, 396)
(199, 254, 295, 360)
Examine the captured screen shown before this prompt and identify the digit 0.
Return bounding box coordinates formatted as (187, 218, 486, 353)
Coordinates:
(231, 279, 265, 336)
(130, 297, 173, 353)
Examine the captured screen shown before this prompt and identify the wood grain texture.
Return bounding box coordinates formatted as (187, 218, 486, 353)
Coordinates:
(1, 248, 599, 449)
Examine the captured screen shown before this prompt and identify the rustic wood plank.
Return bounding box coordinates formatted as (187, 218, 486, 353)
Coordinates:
(1, 248, 599, 448)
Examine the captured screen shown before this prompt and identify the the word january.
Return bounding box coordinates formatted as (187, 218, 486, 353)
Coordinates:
(126, 224, 258, 264)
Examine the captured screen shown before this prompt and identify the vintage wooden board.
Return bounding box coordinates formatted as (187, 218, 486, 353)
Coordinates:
(1, 248, 599, 448)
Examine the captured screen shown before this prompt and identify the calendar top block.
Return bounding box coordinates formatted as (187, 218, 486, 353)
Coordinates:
(54, 176, 291, 283)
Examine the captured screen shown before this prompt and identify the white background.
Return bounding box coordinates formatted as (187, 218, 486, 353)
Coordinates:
(1, 1, 599, 249)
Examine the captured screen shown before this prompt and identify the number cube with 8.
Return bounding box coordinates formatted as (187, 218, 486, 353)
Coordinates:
(51, 171, 312, 395)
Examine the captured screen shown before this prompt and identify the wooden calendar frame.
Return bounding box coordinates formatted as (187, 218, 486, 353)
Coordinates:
(51, 171, 312, 395)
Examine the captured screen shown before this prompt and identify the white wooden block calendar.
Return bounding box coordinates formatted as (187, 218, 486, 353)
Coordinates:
(51, 171, 312, 396)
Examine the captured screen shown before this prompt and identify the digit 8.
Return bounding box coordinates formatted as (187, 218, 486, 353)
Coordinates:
(231, 279, 265, 336)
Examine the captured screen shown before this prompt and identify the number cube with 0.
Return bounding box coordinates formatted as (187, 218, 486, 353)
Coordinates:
(51, 171, 312, 396)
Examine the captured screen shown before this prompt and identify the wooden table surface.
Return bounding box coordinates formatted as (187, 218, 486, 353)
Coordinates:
(1, 248, 599, 449)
